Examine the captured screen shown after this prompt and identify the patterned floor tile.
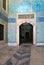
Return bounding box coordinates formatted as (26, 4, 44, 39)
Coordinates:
(6, 59, 13, 65)
(19, 60, 29, 65)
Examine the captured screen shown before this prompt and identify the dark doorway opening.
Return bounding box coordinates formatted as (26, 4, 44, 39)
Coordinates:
(25, 31, 30, 40)
(19, 23, 33, 45)
(0, 24, 4, 41)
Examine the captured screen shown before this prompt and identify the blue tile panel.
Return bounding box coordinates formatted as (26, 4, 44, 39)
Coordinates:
(0, 12, 8, 21)
(32, 0, 44, 12)
(8, 23, 16, 43)
(8, 17, 44, 22)
(37, 17, 44, 22)
(0, 12, 16, 22)
(8, 0, 32, 13)
(8, 0, 44, 14)
(8, 18, 16, 22)
(36, 12, 44, 22)
(36, 12, 44, 17)
(36, 22, 44, 43)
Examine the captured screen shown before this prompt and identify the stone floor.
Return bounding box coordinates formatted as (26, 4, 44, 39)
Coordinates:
(30, 46, 44, 65)
(0, 44, 44, 65)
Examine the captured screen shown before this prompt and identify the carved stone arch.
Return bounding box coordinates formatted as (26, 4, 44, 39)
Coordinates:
(16, 13, 36, 46)
(19, 22, 33, 45)
(21, 22, 33, 26)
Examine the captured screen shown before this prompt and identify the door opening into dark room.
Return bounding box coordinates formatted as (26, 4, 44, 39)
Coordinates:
(19, 23, 33, 45)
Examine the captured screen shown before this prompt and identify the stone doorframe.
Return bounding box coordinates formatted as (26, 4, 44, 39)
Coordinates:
(16, 13, 36, 46)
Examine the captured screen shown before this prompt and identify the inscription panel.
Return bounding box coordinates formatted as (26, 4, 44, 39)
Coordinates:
(18, 14, 34, 19)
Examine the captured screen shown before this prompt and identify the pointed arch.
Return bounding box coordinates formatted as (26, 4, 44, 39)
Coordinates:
(19, 22, 33, 45)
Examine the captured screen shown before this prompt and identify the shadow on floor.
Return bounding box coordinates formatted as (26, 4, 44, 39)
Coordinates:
(4, 45, 32, 65)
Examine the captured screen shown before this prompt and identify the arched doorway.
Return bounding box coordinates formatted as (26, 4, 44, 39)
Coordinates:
(0, 24, 4, 41)
(19, 23, 33, 45)
(16, 13, 36, 46)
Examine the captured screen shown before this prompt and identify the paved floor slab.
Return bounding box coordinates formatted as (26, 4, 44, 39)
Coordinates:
(0, 44, 44, 65)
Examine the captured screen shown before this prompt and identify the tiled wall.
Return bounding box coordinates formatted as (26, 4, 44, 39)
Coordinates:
(8, 23, 16, 43)
(0, 0, 44, 43)
(8, 0, 44, 43)
(0, 0, 8, 43)
(36, 12, 44, 43)
(36, 22, 44, 43)
(8, 0, 44, 15)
